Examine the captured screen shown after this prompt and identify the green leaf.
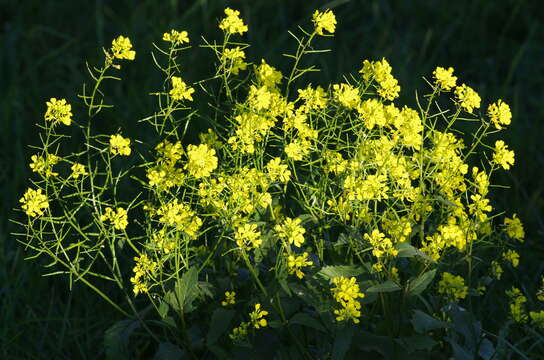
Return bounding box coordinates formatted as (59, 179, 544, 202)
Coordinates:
(289, 312, 326, 332)
(366, 280, 401, 293)
(206, 308, 235, 346)
(153, 342, 185, 360)
(166, 268, 199, 314)
(104, 319, 140, 360)
(407, 269, 436, 297)
(158, 300, 169, 318)
(411, 310, 449, 333)
(396, 242, 434, 261)
(316, 265, 366, 280)
(332, 326, 353, 360)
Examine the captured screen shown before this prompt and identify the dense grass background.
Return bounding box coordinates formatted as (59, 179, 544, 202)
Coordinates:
(1, 0, 543, 358)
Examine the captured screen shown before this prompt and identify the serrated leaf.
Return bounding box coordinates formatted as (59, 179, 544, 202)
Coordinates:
(207, 308, 235, 346)
(407, 269, 436, 297)
(366, 280, 401, 293)
(166, 268, 199, 314)
(104, 319, 140, 360)
(289, 313, 326, 332)
(316, 265, 365, 280)
(153, 342, 185, 360)
(396, 242, 434, 261)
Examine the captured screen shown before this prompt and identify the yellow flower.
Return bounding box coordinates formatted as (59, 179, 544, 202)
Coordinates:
(433, 67, 457, 91)
(455, 84, 481, 113)
(491, 260, 503, 280)
(364, 229, 398, 258)
(185, 144, 218, 178)
(156, 199, 202, 237)
(109, 134, 131, 156)
(530, 311, 544, 328)
(249, 304, 268, 328)
(312, 9, 336, 36)
(332, 83, 360, 109)
(265, 157, 291, 183)
(502, 249, 520, 267)
(230, 322, 249, 342)
(235, 223, 262, 250)
(297, 85, 328, 112)
(45, 98, 72, 126)
(438, 272, 468, 301)
(506, 287, 527, 323)
(492, 140, 515, 170)
(504, 214, 525, 241)
(162, 29, 189, 45)
(488, 100, 511, 129)
(219, 8, 248, 35)
(111, 35, 135, 61)
(285, 140, 311, 161)
(100, 207, 128, 230)
(221, 291, 236, 306)
(330, 276, 364, 323)
(130, 254, 158, 296)
(255, 59, 283, 88)
(30, 154, 60, 177)
(275, 217, 305, 247)
(71, 163, 88, 179)
(359, 58, 400, 101)
(221, 47, 247, 75)
(287, 252, 313, 279)
(19, 188, 49, 217)
(170, 76, 195, 101)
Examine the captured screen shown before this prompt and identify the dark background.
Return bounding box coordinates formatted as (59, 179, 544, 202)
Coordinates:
(1, 0, 543, 358)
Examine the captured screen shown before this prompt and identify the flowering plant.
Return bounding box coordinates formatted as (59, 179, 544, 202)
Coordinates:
(14, 7, 542, 358)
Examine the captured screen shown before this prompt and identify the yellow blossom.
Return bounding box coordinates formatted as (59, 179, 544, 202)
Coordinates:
(455, 84, 481, 113)
(219, 8, 248, 35)
(266, 157, 291, 183)
(488, 100, 511, 129)
(433, 66, 457, 91)
(297, 85, 328, 112)
(30, 154, 60, 177)
(504, 214, 525, 241)
(111, 35, 135, 61)
(170, 76, 195, 101)
(100, 207, 128, 230)
(492, 140, 515, 170)
(162, 29, 189, 45)
(275, 217, 305, 247)
(156, 199, 202, 237)
(19, 188, 49, 217)
(330, 276, 365, 323)
(185, 144, 218, 178)
(221, 291, 236, 306)
(502, 249, 520, 267)
(332, 83, 360, 109)
(44, 98, 72, 126)
(359, 58, 400, 101)
(222, 47, 247, 75)
(109, 134, 131, 156)
(287, 252, 313, 279)
(438, 272, 468, 301)
(506, 287, 527, 323)
(312, 9, 336, 36)
(71, 163, 88, 179)
(235, 223, 262, 250)
(249, 304, 268, 328)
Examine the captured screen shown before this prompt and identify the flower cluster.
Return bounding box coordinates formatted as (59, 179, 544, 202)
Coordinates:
(219, 8, 248, 35)
(109, 134, 131, 156)
(170, 76, 195, 101)
(44, 98, 73, 126)
(438, 272, 468, 301)
(287, 252, 313, 279)
(312, 9, 336, 35)
(330, 277, 365, 323)
(19, 188, 49, 217)
(156, 199, 202, 237)
(185, 144, 218, 178)
(433, 66, 457, 91)
(360, 58, 401, 101)
(111, 35, 136, 61)
(162, 29, 189, 45)
(130, 254, 158, 295)
(221, 291, 236, 306)
(274, 217, 305, 247)
(30, 153, 60, 177)
(100, 207, 128, 230)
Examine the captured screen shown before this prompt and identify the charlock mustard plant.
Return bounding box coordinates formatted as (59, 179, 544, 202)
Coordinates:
(13, 6, 539, 358)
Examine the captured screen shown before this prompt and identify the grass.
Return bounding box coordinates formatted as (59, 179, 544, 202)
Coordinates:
(1, 0, 543, 358)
